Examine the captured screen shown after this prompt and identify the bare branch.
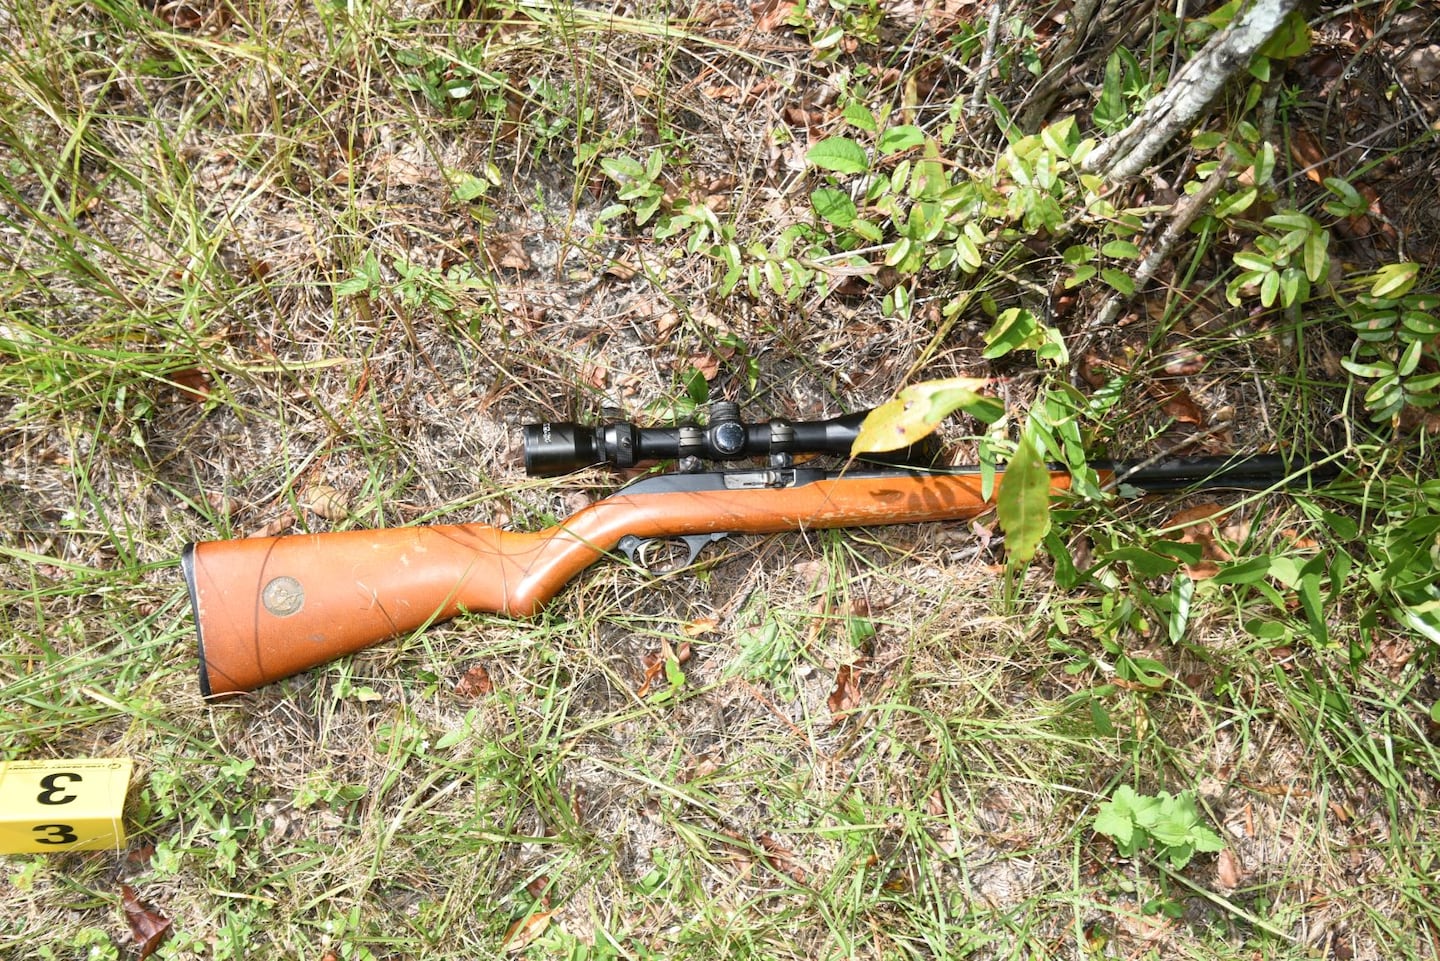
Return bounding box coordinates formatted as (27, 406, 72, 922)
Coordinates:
(1082, 0, 1301, 181)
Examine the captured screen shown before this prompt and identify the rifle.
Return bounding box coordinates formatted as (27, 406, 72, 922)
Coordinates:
(182, 404, 1335, 695)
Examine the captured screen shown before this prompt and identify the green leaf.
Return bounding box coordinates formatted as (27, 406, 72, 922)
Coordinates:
(996, 422, 1052, 565)
(1212, 555, 1272, 585)
(1093, 50, 1127, 132)
(955, 233, 983, 271)
(1233, 251, 1274, 273)
(805, 137, 869, 174)
(842, 101, 877, 132)
(904, 201, 944, 243)
(1101, 240, 1141, 259)
(1339, 358, 1394, 380)
(1094, 785, 1160, 856)
(1258, 10, 1312, 58)
(600, 155, 646, 181)
(982, 307, 1043, 359)
(1279, 266, 1307, 308)
(810, 187, 857, 227)
(1323, 176, 1366, 216)
(1105, 547, 1179, 578)
(1252, 140, 1276, 184)
(877, 124, 926, 155)
(883, 236, 915, 269)
(335, 276, 372, 297)
(1100, 268, 1135, 296)
(850, 377, 998, 454)
(1264, 211, 1313, 231)
(451, 174, 492, 201)
(849, 218, 885, 243)
(1303, 229, 1329, 282)
(1260, 269, 1280, 306)
(1094, 800, 1136, 849)
(1040, 117, 1078, 158)
(1401, 310, 1440, 336)
(1214, 186, 1257, 218)
(1370, 262, 1420, 299)
(683, 365, 710, 405)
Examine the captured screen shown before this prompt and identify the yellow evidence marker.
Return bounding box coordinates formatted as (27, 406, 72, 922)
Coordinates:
(0, 758, 133, 853)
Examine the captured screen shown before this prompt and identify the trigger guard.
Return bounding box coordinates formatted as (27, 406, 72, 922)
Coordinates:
(617, 532, 729, 571)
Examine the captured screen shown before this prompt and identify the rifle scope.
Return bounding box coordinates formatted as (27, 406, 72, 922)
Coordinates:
(523, 403, 906, 476)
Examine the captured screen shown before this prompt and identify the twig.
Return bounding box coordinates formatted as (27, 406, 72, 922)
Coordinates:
(968, 0, 1006, 113)
(1068, 154, 1234, 381)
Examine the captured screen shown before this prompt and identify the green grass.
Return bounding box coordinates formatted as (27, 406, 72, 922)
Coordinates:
(3, 1, 1440, 959)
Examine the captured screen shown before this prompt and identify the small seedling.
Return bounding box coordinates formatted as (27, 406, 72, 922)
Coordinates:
(1094, 784, 1226, 869)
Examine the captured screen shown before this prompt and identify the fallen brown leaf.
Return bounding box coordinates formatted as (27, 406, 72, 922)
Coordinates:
(1079, 353, 1114, 388)
(701, 83, 744, 101)
(1186, 560, 1221, 580)
(1165, 503, 1234, 578)
(502, 911, 552, 953)
(758, 833, 807, 883)
(121, 885, 171, 960)
(248, 510, 297, 538)
(1215, 848, 1242, 889)
(682, 616, 718, 637)
(455, 663, 494, 698)
(204, 491, 235, 519)
(636, 640, 690, 697)
(167, 367, 212, 403)
(882, 870, 910, 892)
(144, 0, 230, 31)
(1166, 503, 1230, 546)
(1161, 348, 1207, 376)
(302, 484, 347, 521)
(827, 664, 862, 723)
(683, 351, 722, 382)
(580, 359, 610, 390)
(1159, 388, 1206, 426)
(486, 234, 532, 271)
(1277, 527, 1319, 551)
(525, 875, 553, 905)
(750, 0, 792, 31)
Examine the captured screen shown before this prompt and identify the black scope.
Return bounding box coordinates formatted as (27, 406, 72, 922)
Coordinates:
(523, 403, 922, 476)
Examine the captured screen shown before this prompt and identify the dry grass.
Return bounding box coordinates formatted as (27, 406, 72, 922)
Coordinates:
(3, 1, 1439, 959)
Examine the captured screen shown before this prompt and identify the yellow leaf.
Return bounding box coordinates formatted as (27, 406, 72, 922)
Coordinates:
(850, 377, 996, 454)
(1369, 262, 1419, 299)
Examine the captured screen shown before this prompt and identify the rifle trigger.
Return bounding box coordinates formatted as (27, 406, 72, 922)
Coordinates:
(617, 535, 644, 564)
(681, 532, 728, 566)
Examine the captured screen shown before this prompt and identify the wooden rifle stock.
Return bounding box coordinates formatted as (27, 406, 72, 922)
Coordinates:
(184, 466, 1058, 695)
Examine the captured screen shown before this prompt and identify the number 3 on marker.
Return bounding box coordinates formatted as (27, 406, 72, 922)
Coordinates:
(37, 772, 82, 805)
(33, 824, 80, 845)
